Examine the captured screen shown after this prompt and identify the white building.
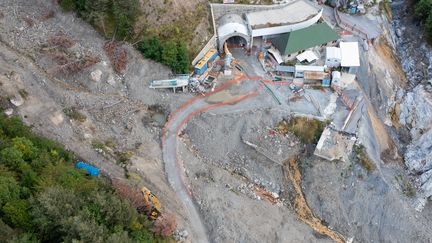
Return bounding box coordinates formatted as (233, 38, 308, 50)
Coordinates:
(325, 47, 341, 67)
(294, 65, 325, 78)
(340, 42, 360, 67)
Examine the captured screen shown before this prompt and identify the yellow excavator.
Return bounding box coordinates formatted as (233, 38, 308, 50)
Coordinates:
(141, 186, 161, 220)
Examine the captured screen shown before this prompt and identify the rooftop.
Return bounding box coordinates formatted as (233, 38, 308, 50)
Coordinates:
(272, 22, 340, 55)
(340, 42, 360, 67)
(246, 1, 320, 29)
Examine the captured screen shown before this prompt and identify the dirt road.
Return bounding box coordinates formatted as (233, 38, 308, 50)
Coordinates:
(161, 76, 265, 242)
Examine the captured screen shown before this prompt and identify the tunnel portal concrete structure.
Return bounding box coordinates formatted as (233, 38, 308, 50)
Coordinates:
(211, 0, 323, 53)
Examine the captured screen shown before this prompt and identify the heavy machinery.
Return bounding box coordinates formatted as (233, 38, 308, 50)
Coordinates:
(141, 186, 161, 220)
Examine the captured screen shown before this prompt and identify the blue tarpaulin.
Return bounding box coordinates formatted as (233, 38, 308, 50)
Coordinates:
(76, 161, 100, 177)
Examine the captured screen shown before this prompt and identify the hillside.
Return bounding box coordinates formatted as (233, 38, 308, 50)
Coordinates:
(0, 114, 172, 242)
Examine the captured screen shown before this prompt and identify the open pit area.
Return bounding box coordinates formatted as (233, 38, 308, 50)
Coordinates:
(1, 0, 432, 242)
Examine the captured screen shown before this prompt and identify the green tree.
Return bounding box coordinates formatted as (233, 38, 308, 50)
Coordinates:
(137, 37, 163, 61)
(8, 233, 40, 243)
(415, 0, 432, 20)
(175, 42, 190, 73)
(2, 199, 32, 229)
(425, 12, 432, 40)
(59, 0, 76, 11)
(0, 115, 31, 139)
(0, 147, 24, 171)
(0, 176, 20, 206)
(31, 187, 82, 241)
(12, 137, 38, 161)
(61, 214, 107, 243)
(21, 169, 39, 190)
(161, 41, 178, 70)
(112, 0, 140, 39)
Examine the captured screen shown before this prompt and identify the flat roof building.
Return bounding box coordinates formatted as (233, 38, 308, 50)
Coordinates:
(340, 42, 360, 67)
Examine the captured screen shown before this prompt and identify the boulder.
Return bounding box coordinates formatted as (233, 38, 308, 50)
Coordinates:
(90, 69, 102, 82)
(4, 108, 13, 116)
(10, 94, 24, 107)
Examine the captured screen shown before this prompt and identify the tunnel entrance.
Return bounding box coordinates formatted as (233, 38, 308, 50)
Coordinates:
(225, 35, 248, 49)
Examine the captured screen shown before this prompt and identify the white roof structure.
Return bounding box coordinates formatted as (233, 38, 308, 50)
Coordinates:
(267, 47, 283, 64)
(296, 51, 319, 63)
(246, 1, 319, 29)
(326, 47, 341, 60)
(217, 14, 249, 38)
(295, 65, 325, 72)
(340, 42, 360, 67)
(332, 72, 355, 88)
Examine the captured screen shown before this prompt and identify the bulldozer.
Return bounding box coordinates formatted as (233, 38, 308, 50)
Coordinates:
(140, 186, 161, 220)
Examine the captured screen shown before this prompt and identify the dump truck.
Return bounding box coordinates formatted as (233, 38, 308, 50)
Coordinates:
(141, 186, 161, 220)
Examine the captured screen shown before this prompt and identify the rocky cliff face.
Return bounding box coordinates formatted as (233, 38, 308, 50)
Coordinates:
(400, 85, 432, 208)
(392, 0, 432, 210)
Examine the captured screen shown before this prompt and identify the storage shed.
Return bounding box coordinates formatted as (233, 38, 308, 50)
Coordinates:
(294, 65, 325, 78)
(325, 47, 341, 67)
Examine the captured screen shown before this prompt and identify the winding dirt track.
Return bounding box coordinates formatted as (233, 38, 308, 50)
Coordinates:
(161, 75, 263, 242)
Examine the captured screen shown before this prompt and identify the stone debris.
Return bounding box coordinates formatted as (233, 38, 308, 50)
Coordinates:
(173, 229, 189, 241)
(90, 69, 102, 82)
(10, 94, 24, 106)
(4, 108, 14, 116)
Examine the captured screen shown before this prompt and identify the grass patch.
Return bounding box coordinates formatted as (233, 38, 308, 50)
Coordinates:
(379, 0, 392, 21)
(63, 107, 86, 122)
(275, 117, 326, 144)
(353, 144, 376, 172)
(116, 150, 134, 166)
(18, 89, 29, 100)
(395, 175, 416, 197)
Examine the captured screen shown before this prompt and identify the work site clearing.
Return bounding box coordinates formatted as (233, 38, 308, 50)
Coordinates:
(1, 0, 432, 242)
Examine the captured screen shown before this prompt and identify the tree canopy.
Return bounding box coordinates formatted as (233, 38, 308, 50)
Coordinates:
(0, 114, 172, 242)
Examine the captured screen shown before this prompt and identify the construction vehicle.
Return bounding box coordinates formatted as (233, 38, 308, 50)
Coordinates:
(141, 186, 161, 220)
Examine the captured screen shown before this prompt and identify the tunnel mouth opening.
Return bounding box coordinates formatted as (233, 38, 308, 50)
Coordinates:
(225, 35, 248, 49)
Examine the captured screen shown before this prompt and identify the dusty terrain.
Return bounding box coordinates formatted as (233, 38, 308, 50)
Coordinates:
(1, 0, 432, 243)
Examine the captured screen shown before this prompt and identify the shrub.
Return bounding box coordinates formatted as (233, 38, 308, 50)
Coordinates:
(275, 117, 326, 144)
(63, 107, 87, 122)
(137, 38, 189, 74)
(353, 145, 376, 172)
(104, 41, 127, 73)
(152, 214, 177, 237)
(2, 199, 32, 229)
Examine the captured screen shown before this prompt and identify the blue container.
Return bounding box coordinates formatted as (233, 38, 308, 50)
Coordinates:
(322, 79, 331, 87)
(351, 7, 357, 14)
(207, 50, 218, 62)
(194, 62, 208, 75)
(76, 161, 100, 177)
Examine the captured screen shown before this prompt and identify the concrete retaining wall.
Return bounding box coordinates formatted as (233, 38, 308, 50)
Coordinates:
(251, 9, 323, 37)
(192, 35, 217, 65)
(211, 3, 287, 21)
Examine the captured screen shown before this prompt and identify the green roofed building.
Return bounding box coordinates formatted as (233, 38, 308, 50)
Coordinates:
(272, 22, 340, 56)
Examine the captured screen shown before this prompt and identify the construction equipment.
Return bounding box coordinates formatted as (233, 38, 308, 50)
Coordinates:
(149, 75, 189, 93)
(141, 186, 161, 220)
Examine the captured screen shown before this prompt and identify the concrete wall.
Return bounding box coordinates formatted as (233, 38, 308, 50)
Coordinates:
(211, 3, 288, 22)
(192, 35, 217, 65)
(251, 9, 323, 37)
